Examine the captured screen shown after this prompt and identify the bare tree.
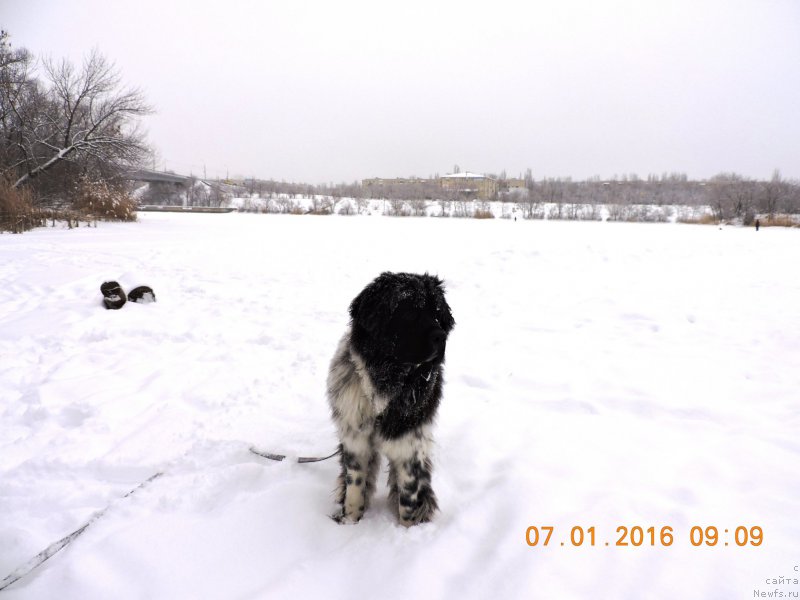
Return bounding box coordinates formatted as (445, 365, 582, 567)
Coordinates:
(208, 183, 227, 208)
(0, 30, 39, 178)
(355, 196, 370, 214)
(708, 173, 757, 223)
(782, 179, 800, 214)
(759, 170, 787, 218)
(10, 49, 152, 189)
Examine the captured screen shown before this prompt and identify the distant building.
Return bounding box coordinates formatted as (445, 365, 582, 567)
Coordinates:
(499, 177, 528, 199)
(362, 172, 499, 200)
(504, 178, 527, 191)
(440, 172, 497, 200)
(362, 177, 429, 188)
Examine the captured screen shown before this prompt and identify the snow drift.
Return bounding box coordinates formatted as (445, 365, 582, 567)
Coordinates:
(1, 213, 798, 599)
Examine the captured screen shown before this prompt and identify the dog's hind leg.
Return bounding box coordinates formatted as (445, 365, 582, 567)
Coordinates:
(333, 432, 378, 524)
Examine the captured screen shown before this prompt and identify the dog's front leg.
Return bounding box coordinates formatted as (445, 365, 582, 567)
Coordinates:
(384, 428, 438, 526)
(333, 431, 378, 524)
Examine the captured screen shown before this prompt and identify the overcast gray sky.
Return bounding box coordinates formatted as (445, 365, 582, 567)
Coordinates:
(4, 0, 799, 183)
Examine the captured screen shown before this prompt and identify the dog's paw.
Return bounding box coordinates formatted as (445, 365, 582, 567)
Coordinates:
(398, 490, 438, 527)
(331, 513, 359, 525)
(398, 511, 434, 527)
(331, 506, 365, 524)
(399, 512, 435, 527)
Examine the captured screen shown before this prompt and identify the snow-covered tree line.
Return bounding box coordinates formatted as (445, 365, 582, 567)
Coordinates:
(515, 172, 800, 224)
(227, 171, 800, 225)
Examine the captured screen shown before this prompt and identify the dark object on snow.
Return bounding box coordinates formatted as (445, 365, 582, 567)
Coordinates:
(100, 281, 127, 310)
(249, 446, 341, 463)
(128, 285, 156, 304)
(328, 272, 454, 526)
(755, 218, 760, 231)
(0, 472, 163, 592)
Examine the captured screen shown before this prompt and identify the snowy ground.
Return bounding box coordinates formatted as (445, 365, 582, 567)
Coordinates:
(1, 213, 798, 600)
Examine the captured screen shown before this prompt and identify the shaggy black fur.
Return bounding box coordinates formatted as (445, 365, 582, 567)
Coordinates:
(328, 271, 454, 525)
(349, 272, 454, 438)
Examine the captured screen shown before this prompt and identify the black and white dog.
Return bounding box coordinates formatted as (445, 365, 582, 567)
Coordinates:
(328, 272, 454, 526)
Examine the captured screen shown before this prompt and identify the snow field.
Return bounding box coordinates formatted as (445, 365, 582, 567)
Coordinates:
(0, 213, 798, 599)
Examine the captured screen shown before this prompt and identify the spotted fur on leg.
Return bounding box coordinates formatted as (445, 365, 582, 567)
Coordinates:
(384, 428, 438, 526)
(388, 456, 437, 526)
(333, 440, 379, 524)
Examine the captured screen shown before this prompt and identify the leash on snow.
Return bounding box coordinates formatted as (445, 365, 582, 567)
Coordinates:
(249, 446, 341, 463)
(0, 472, 164, 593)
(0, 446, 336, 591)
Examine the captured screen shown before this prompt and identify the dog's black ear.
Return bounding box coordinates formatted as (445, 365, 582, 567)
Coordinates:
(438, 299, 455, 333)
(425, 274, 455, 333)
(348, 292, 370, 330)
(349, 272, 397, 334)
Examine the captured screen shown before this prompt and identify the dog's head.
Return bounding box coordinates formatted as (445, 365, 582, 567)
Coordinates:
(349, 272, 454, 365)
